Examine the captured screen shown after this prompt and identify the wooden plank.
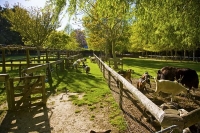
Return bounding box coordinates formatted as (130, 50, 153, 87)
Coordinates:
(51, 60, 63, 65)
(31, 102, 45, 106)
(14, 93, 24, 97)
(11, 75, 41, 81)
(22, 64, 48, 74)
(0, 64, 41, 67)
(182, 108, 200, 128)
(31, 88, 43, 94)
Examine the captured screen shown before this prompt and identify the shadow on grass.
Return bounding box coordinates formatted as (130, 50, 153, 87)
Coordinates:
(45, 66, 106, 97)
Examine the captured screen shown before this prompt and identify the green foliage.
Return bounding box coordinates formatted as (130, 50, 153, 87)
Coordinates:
(2, 4, 60, 48)
(69, 30, 84, 50)
(0, 6, 23, 44)
(132, 0, 200, 52)
(44, 31, 75, 50)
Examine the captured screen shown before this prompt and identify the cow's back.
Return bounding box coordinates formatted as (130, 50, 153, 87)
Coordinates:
(157, 66, 176, 81)
(176, 68, 199, 90)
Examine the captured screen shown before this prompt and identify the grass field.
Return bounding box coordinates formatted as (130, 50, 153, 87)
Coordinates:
(122, 57, 200, 80)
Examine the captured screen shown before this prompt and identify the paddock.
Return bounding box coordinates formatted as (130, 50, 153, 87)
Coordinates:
(0, 53, 200, 132)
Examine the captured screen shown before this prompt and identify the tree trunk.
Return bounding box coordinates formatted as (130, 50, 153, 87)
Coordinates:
(105, 43, 110, 59)
(184, 50, 186, 60)
(175, 50, 177, 60)
(193, 49, 195, 62)
(112, 40, 118, 69)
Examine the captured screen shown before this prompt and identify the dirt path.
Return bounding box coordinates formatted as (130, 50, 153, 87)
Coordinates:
(0, 92, 119, 133)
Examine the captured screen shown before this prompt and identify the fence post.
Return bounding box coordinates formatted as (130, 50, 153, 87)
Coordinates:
(2, 48, 6, 73)
(8, 78, 15, 110)
(64, 59, 68, 69)
(99, 63, 103, 72)
(119, 82, 123, 109)
(61, 60, 64, 71)
(46, 63, 53, 87)
(103, 65, 105, 78)
(41, 75, 47, 104)
(2, 74, 11, 110)
(108, 71, 111, 88)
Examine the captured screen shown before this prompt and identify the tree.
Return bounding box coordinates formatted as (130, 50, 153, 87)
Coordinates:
(46, 0, 134, 69)
(81, 1, 133, 68)
(44, 31, 69, 49)
(132, 0, 200, 60)
(50, 0, 200, 61)
(45, 30, 79, 51)
(0, 5, 23, 44)
(2, 3, 61, 60)
(74, 29, 87, 48)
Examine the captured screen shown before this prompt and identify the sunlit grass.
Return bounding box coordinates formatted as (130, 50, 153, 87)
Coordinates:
(122, 57, 200, 79)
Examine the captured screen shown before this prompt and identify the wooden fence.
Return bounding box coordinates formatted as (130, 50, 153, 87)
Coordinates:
(0, 54, 82, 111)
(0, 74, 46, 111)
(94, 54, 200, 132)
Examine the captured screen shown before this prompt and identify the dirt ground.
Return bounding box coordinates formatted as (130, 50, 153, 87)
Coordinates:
(0, 92, 119, 133)
(0, 77, 200, 133)
(110, 78, 200, 133)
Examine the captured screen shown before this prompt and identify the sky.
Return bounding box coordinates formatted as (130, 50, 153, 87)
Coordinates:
(0, 0, 83, 31)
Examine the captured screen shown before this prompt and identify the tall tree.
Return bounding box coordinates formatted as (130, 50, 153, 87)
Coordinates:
(47, 0, 134, 68)
(2, 3, 61, 60)
(82, 1, 133, 68)
(132, 0, 200, 60)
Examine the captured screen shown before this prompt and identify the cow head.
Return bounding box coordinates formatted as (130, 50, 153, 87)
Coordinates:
(157, 70, 162, 80)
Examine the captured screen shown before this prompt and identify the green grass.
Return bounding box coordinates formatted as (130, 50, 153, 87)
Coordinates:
(121, 58, 200, 80)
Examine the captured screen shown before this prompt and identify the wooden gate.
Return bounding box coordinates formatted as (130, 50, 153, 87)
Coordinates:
(7, 75, 46, 111)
